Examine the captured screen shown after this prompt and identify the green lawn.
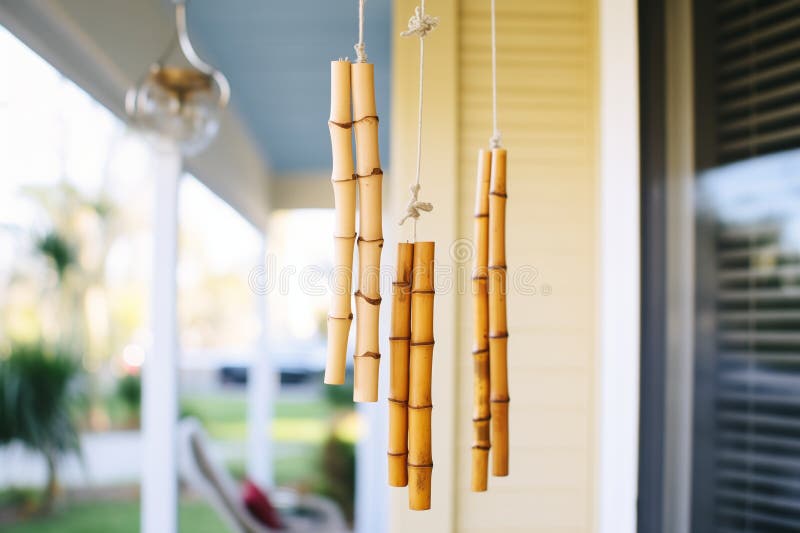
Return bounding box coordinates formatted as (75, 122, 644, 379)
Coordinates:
(181, 392, 357, 489)
(2, 500, 228, 533)
(181, 393, 358, 445)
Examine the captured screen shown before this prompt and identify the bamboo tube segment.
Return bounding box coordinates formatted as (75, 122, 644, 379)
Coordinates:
(325, 60, 356, 385)
(471, 149, 492, 491)
(408, 242, 435, 510)
(388, 243, 414, 487)
(488, 148, 509, 477)
(352, 62, 377, 118)
(351, 61, 384, 403)
(353, 290, 381, 402)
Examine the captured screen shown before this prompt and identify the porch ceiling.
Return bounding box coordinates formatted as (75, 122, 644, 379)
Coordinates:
(185, 0, 392, 175)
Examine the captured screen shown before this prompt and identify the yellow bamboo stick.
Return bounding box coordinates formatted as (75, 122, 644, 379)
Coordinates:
(471, 149, 492, 491)
(352, 62, 383, 402)
(408, 241, 435, 510)
(488, 148, 509, 477)
(325, 59, 356, 385)
(388, 243, 414, 487)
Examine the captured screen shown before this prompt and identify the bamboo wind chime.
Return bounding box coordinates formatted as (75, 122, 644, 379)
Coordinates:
(388, 2, 438, 511)
(471, 0, 510, 491)
(325, 0, 384, 404)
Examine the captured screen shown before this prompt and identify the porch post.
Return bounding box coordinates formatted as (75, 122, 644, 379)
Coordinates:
(598, 0, 640, 532)
(142, 148, 182, 533)
(247, 234, 277, 487)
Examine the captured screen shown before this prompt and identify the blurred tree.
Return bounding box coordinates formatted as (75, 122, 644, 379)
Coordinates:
(35, 230, 75, 282)
(0, 343, 83, 512)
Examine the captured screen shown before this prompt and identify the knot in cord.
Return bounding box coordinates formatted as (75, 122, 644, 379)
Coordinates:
(354, 42, 367, 63)
(490, 130, 503, 149)
(401, 7, 439, 38)
(398, 184, 433, 226)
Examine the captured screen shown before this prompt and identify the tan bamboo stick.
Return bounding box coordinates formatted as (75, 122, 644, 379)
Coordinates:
(352, 62, 383, 402)
(471, 149, 492, 491)
(388, 243, 414, 487)
(408, 241, 435, 510)
(325, 59, 356, 385)
(488, 148, 509, 477)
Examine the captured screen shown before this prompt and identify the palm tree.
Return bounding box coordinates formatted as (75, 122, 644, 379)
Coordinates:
(0, 343, 83, 512)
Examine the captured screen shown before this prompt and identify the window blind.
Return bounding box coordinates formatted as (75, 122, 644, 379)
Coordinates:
(713, 222, 800, 532)
(715, 0, 800, 163)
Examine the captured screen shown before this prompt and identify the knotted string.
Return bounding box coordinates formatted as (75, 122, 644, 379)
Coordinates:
(401, 6, 440, 38)
(398, 184, 434, 226)
(354, 0, 367, 62)
(399, 1, 438, 242)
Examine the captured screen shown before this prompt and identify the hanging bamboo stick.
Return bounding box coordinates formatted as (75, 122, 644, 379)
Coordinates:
(388, 243, 414, 487)
(488, 148, 509, 477)
(408, 241, 435, 510)
(471, 149, 492, 491)
(325, 59, 356, 385)
(352, 61, 383, 402)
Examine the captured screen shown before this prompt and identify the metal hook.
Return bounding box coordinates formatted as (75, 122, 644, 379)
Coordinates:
(174, 0, 230, 108)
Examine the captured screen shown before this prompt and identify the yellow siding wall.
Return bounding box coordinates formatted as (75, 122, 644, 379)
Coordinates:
(391, 0, 598, 531)
(456, 0, 598, 531)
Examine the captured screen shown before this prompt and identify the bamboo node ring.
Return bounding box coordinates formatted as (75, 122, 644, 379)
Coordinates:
(408, 404, 433, 410)
(489, 191, 508, 198)
(471, 348, 489, 355)
(357, 236, 384, 244)
(388, 397, 408, 405)
(328, 120, 353, 129)
(356, 168, 383, 179)
(387, 451, 408, 457)
(328, 314, 354, 320)
(407, 462, 434, 469)
(389, 336, 411, 341)
(354, 351, 381, 359)
(472, 444, 491, 451)
(354, 291, 382, 305)
(490, 397, 510, 404)
(472, 416, 491, 422)
(410, 340, 435, 347)
(353, 114, 379, 124)
(411, 289, 435, 295)
(488, 333, 509, 339)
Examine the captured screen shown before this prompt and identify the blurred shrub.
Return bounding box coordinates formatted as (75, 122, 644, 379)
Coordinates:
(0, 343, 83, 511)
(115, 374, 141, 427)
(317, 433, 355, 525)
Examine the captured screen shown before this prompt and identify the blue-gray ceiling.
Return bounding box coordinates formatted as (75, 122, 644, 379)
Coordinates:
(185, 0, 391, 174)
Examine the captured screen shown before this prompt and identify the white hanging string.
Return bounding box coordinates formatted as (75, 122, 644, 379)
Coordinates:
(354, 0, 367, 63)
(489, 0, 502, 149)
(399, 2, 439, 241)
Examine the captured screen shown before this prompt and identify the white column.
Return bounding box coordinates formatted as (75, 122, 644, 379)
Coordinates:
(354, 226, 393, 533)
(142, 148, 182, 533)
(597, 1, 640, 533)
(247, 234, 277, 487)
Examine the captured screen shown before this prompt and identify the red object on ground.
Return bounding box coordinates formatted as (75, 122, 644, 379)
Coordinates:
(242, 479, 285, 530)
